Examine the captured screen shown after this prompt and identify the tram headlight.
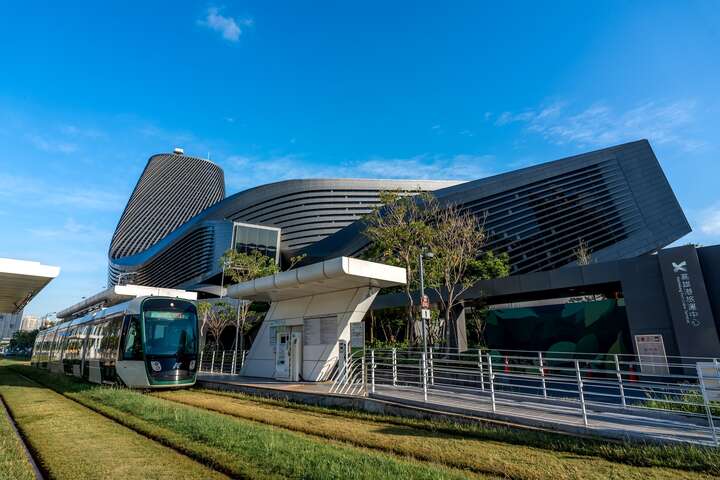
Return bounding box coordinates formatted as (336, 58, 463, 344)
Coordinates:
(150, 361, 162, 372)
(189, 360, 196, 370)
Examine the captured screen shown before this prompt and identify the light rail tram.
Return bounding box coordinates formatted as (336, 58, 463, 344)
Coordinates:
(31, 296, 199, 388)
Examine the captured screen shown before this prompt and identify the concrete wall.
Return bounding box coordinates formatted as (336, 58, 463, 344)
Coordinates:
(241, 286, 378, 381)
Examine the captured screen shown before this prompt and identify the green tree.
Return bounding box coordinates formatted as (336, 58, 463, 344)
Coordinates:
(220, 249, 279, 353)
(363, 190, 439, 342)
(424, 203, 489, 344)
(8, 329, 39, 353)
(197, 301, 213, 349)
(574, 238, 592, 265)
(200, 301, 235, 350)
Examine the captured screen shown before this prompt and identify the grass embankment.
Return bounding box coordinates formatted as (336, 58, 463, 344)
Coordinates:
(0, 397, 35, 480)
(643, 391, 720, 417)
(155, 388, 720, 480)
(9, 364, 490, 480)
(0, 365, 228, 480)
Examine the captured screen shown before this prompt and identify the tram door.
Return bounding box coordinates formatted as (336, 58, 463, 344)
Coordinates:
(274, 332, 291, 380)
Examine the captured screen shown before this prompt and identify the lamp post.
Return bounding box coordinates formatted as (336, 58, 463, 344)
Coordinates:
(419, 250, 433, 359)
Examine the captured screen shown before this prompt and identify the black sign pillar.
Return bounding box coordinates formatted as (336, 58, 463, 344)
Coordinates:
(658, 245, 720, 358)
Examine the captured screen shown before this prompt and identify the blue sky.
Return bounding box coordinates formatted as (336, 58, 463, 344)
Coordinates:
(1, 1, 719, 316)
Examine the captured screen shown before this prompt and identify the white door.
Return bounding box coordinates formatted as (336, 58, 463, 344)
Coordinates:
(274, 332, 290, 380)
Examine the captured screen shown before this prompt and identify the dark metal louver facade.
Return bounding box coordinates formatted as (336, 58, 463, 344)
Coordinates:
(109, 175, 458, 289)
(300, 140, 691, 274)
(108, 152, 225, 286)
(109, 140, 690, 290)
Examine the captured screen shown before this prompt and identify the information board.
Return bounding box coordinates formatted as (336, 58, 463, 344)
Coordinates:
(634, 334, 669, 375)
(350, 321, 365, 350)
(303, 315, 337, 345)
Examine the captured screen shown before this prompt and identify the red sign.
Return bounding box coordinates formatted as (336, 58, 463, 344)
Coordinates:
(421, 294, 430, 309)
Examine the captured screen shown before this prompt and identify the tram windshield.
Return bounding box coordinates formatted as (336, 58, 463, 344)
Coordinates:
(142, 299, 198, 356)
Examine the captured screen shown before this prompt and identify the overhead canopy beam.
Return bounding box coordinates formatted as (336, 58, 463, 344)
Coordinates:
(227, 256, 406, 302)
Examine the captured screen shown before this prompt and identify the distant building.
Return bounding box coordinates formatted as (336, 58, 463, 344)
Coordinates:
(0, 311, 23, 341)
(20, 315, 41, 332)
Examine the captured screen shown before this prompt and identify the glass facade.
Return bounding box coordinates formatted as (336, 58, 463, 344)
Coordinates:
(483, 299, 632, 356)
(232, 222, 281, 263)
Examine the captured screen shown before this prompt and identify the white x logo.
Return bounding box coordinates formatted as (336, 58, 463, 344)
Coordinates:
(672, 261, 687, 273)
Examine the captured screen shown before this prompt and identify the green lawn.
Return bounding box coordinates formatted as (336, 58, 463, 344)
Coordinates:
(10, 363, 490, 479)
(0, 396, 35, 480)
(155, 388, 720, 480)
(0, 363, 228, 480)
(7, 360, 720, 480)
(170, 387, 720, 476)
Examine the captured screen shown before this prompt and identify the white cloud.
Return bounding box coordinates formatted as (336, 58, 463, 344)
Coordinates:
(355, 154, 494, 180)
(699, 205, 720, 236)
(495, 100, 703, 151)
(0, 173, 124, 211)
(59, 124, 107, 139)
(26, 133, 77, 154)
(28, 218, 111, 241)
(199, 7, 252, 42)
(222, 152, 495, 191)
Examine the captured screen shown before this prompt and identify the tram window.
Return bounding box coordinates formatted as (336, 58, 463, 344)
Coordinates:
(123, 316, 144, 360)
(143, 302, 198, 356)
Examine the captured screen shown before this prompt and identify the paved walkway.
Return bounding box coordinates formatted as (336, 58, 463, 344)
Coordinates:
(198, 373, 718, 446)
(371, 384, 716, 446)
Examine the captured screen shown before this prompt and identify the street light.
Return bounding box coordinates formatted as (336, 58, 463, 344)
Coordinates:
(419, 250, 434, 358)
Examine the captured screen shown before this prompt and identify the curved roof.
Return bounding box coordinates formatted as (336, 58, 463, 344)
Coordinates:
(109, 152, 225, 260)
(108, 177, 459, 287)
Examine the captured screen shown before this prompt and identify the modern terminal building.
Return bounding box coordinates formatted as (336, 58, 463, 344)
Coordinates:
(107, 140, 720, 360)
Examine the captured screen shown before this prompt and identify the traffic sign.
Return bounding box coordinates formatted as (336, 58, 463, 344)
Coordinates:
(421, 294, 430, 309)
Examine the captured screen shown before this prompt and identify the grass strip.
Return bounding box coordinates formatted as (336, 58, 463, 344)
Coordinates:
(156, 388, 718, 480)
(12, 364, 493, 480)
(0, 365, 228, 480)
(184, 386, 720, 475)
(0, 396, 35, 480)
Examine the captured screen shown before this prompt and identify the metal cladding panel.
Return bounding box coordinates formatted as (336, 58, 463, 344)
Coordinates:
(300, 140, 691, 274)
(109, 153, 225, 261)
(109, 177, 456, 288)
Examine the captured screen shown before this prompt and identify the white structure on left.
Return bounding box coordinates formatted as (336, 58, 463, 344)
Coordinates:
(227, 256, 406, 382)
(0, 258, 60, 341)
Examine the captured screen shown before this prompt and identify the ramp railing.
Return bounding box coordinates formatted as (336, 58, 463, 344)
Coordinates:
(329, 349, 366, 396)
(359, 347, 720, 446)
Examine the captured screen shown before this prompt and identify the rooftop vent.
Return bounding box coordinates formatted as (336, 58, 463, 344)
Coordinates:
(173, 147, 185, 155)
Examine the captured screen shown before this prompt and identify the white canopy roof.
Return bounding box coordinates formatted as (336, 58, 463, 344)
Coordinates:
(226, 256, 406, 302)
(0, 258, 60, 313)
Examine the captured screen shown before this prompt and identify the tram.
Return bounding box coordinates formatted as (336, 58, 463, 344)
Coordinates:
(31, 296, 198, 388)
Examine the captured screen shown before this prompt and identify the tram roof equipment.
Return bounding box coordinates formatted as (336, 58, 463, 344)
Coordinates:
(57, 284, 197, 320)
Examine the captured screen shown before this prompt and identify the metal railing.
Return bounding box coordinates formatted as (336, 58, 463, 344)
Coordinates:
(333, 347, 720, 446)
(198, 349, 248, 375)
(328, 349, 366, 396)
